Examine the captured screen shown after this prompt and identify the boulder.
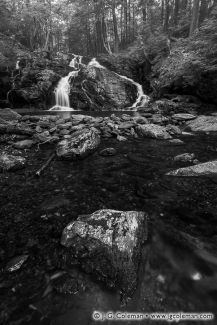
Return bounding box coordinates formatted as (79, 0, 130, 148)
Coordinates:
(9, 69, 60, 108)
(174, 153, 195, 163)
(185, 116, 217, 132)
(99, 148, 117, 157)
(13, 139, 34, 149)
(61, 209, 148, 294)
(56, 128, 100, 160)
(0, 154, 26, 172)
(0, 108, 21, 121)
(172, 113, 197, 121)
(69, 65, 138, 110)
(167, 160, 217, 177)
(136, 124, 172, 140)
(169, 139, 185, 146)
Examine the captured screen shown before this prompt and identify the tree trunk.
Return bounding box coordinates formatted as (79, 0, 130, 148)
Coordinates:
(112, 0, 119, 52)
(189, 0, 200, 36)
(161, 0, 164, 26)
(163, 0, 169, 32)
(124, 0, 128, 45)
(143, 0, 147, 23)
(173, 0, 179, 26)
(199, 0, 208, 25)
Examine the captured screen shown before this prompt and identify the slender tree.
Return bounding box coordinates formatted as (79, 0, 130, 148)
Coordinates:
(189, 0, 200, 35)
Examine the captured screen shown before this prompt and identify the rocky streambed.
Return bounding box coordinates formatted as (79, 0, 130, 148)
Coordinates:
(1, 101, 217, 324)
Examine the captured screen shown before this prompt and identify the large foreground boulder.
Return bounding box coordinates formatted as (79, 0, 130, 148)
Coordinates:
(56, 128, 100, 160)
(0, 154, 26, 172)
(167, 160, 217, 177)
(136, 124, 172, 140)
(185, 116, 217, 132)
(61, 209, 148, 295)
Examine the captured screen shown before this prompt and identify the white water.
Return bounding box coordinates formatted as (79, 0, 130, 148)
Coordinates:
(16, 60, 20, 70)
(88, 58, 149, 109)
(49, 55, 81, 111)
(69, 54, 83, 69)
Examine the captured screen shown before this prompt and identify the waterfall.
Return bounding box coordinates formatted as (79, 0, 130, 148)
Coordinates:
(49, 56, 82, 111)
(16, 61, 20, 70)
(88, 58, 149, 109)
(69, 54, 83, 69)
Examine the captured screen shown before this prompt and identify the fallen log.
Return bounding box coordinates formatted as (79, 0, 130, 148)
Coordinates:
(35, 153, 56, 177)
(0, 124, 35, 136)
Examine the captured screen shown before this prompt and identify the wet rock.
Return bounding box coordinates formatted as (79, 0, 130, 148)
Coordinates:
(59, 129, 70, 136)
(99, 148, 117, 157)
(13, 139, 34, 149)
(61, 209, 148, 295)
(57, 122, 73, 130)
(118, 122, 135, 130)
(56, 128, 100, 160)
(172, 113, 197, 121)
(166, 124, 182, 135)
(0, 154, 26, 172)
(174, 153, 195, 163)
(5, 255, 29, 272)
(167, 160, 217, 176)
(117, 135, 127, 141)
(9, 69, 60, 108)
(169, 139, 185, 146)
(133, 115, 148, 124)
(185, 116, 217, 132)
(137, 124, 172, 140)
(0, 108, 21, 121)
(71, 64, 137, 110)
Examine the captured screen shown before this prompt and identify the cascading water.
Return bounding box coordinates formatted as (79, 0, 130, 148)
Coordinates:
(49, 55, 82, 111)
(87, 58, 149, 109)
(69, 54, 83, 69)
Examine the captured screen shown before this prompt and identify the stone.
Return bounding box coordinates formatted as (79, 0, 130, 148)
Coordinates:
(169, 139, 185, 146)
(118, 122, 135, 129)
(117, 135, 127, 141)
(166, 124, 182, 135)
(172, 113, 197, 121)
(57, 122, 73, 130)
(59, 129, 70, 136)
(185, 116, 217, 132)
(0, 154, 26, 172)
(61, 209, 148, 294)
(5, 255, 29, 272)
(136, 124, 172, 140)
(167, 160, 217, 177)
(36, 125, 43, 133)
(56, 128, 100, 160)
(0, 108, 21, 121)
(133, 116, 148, 124)
(99, 148, 117, 157)
(13, 139, 34, 149)
(174, 153, 195, 163)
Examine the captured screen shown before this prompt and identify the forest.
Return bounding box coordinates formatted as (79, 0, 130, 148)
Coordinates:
(1, 0, 216, 56)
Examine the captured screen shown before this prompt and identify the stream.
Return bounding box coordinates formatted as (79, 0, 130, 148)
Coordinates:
(1, 111, 217, 324)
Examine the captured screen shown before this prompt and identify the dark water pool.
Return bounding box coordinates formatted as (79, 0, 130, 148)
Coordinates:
(1, 129, 217, 324)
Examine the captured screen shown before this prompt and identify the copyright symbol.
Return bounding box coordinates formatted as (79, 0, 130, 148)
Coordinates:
(92, 311, 102, 321)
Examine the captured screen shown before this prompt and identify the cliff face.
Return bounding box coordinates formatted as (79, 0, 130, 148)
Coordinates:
(156, 9, 217, 105)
